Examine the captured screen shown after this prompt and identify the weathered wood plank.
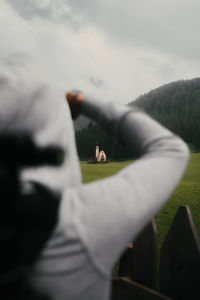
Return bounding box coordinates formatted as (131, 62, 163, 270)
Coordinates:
(118, 242, 134, 278)
(112, 277, 173, 300)
(118, 220, 157, 289)
(160, 205, 200, 299)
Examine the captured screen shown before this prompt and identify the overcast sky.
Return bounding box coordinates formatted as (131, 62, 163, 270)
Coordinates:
(0, 0, 200, 103)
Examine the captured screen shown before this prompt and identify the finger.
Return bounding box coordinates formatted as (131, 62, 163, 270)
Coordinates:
(65, 92, 83, 104)
(66, 92, 73, 103)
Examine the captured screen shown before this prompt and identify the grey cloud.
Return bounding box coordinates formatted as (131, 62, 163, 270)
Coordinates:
(6, 0, 78, 26)
(6, 0, 200, 62)
(66, 0, 200, 62)
(5, 0, 200, 98)
(89, 77, 104, 88)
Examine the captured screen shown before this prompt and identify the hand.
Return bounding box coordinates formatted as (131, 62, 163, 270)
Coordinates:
(65, 91, 83, 119)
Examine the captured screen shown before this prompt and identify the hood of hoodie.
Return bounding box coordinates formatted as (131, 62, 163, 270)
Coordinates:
(0, 53, 82, 192)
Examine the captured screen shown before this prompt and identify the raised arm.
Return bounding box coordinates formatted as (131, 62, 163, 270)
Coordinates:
(64, 92, 189, 275)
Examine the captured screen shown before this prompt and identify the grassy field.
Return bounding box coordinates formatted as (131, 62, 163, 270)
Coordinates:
(80, 160, 133, 183)
(80, 153, 200, 249)
(155, 152, 200, 248)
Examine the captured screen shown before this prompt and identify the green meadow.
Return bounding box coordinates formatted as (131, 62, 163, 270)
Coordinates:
(80, 153, 200, 248)
(155, 152, 200, 248)
(80, 160, 133, 183)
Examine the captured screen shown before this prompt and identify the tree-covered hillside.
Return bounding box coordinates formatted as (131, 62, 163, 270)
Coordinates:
(131, 78, 200, 149)
(75, 78, 200, 159)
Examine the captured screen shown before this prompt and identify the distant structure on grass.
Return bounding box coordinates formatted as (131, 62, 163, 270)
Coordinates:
(96, 144, 106, 162)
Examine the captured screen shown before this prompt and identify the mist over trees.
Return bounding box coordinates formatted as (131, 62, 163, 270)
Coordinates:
(75, 78, 200, 159)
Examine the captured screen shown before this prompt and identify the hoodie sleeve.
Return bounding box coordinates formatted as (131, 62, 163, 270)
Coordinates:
(60, 96, 189, 277)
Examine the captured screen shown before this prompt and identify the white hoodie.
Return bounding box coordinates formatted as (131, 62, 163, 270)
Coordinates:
(0, 54, 189, 300)
(0, 54, 81, 191)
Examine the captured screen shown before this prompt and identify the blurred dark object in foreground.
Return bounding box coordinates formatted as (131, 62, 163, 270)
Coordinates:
(0, 132, 64, 300)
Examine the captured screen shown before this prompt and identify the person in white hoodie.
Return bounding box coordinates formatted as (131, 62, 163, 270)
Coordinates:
(0, 54, 189, 300)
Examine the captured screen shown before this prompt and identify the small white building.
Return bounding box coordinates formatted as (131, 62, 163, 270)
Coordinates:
(96, 145, 106, 162)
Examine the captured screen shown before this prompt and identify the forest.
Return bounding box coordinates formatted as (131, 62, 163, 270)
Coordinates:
(75, 78, 200, 159)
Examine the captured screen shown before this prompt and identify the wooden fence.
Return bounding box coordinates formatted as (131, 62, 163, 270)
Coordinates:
(112, 206, 200, 300)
